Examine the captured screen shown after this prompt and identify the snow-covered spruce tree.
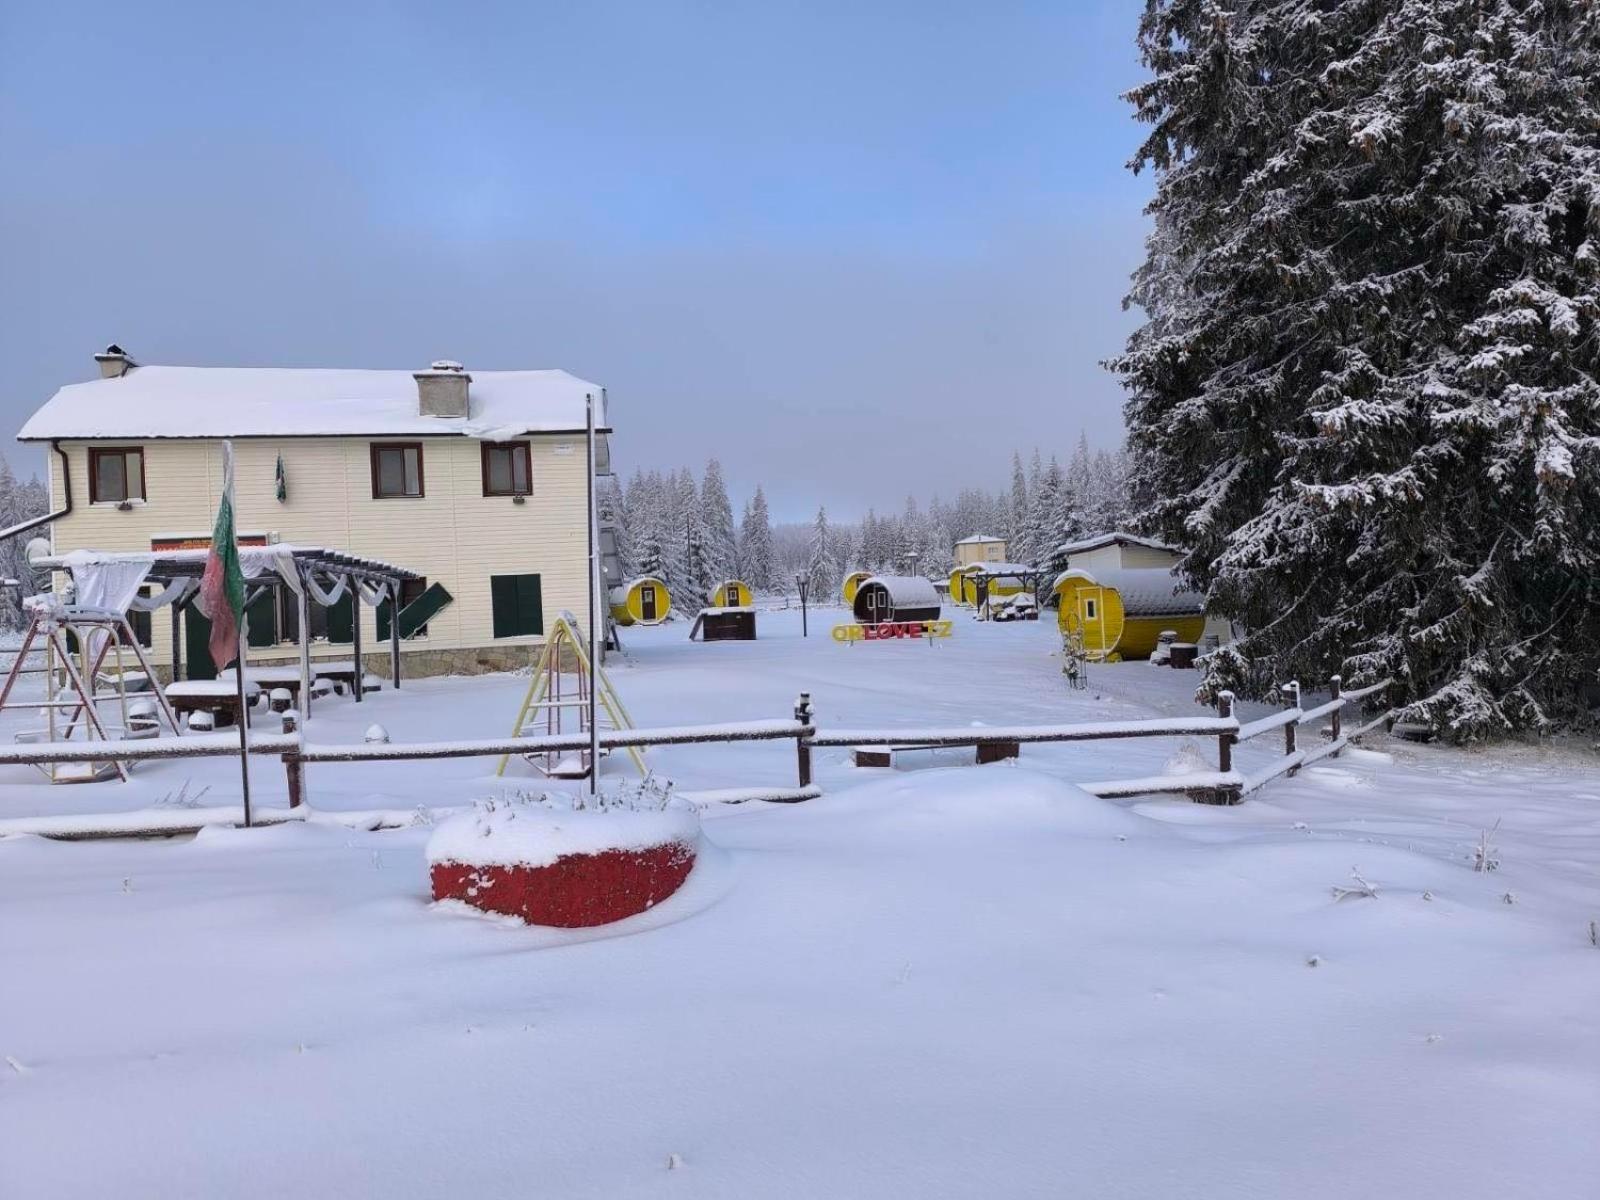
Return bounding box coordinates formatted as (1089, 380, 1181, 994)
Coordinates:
(807, 506, 840, 599)
(0, 454, 47, 629)
(1007, 452, 1030, 555)
(603, 476, 636, 580)
(699, 459, 737, 585)
(1114, 0, 1600, 740)
(740, 486, 774, 590)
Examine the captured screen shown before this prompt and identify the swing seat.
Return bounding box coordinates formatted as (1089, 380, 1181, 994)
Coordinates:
(13, 727, 129, 783)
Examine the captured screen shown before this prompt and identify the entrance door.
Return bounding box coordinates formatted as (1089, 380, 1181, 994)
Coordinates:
(866, 587, 893, 624)
(640, 585, 658, 622)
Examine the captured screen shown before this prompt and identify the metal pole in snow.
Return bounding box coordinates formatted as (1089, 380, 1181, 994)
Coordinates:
(586, 393, 601, 796)
(234, 609, 253, 827)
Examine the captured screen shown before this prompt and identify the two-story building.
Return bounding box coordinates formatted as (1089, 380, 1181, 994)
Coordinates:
(953, 534, 1007, 566)
(18, 347, 614, 678)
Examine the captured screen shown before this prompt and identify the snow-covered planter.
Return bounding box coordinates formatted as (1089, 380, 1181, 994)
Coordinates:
(427, 782, 700, 928)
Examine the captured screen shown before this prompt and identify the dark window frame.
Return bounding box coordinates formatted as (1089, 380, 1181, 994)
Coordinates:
(88, 446, 146, 504)
(370, 442, 425, 499)
(480, 441, 533, 497)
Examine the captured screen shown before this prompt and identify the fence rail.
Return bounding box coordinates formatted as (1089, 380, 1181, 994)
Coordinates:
(0, 677, 1393, 827)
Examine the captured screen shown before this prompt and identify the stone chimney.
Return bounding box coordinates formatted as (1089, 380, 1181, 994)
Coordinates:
(414, 359, 471, 418)
(94, 344, 136, 379)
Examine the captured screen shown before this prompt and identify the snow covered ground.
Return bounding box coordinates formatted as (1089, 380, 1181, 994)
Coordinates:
(2, 608, 1597, 1198)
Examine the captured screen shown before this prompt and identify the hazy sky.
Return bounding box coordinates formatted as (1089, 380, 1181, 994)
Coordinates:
(0, 1, 1152, 521)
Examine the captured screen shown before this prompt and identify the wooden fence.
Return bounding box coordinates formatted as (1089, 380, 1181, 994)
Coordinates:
(0, 679, 1392, 825)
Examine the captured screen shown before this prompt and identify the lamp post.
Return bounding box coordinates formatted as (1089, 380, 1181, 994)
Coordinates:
(794, 573, 810, 637)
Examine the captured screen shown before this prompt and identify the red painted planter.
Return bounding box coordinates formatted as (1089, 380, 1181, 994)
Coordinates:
(431, 839, 697, 928)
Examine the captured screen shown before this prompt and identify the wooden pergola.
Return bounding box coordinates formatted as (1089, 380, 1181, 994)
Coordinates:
(36, 547, 422, 717)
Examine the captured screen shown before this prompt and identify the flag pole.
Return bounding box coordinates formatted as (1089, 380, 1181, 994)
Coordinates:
(585, 392, 601, 797)
(234, 607, 253, 827)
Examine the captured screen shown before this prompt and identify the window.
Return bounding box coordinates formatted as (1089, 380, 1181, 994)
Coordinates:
(491, 573, 543, 638)
(986, 546, 1000, 560)
(378, 577, 432, 639)
(481, 441, 532, 496)
(371, 443, 424, 498)
(1084, 598, 1098, 620)
(89, 447, 145, 503)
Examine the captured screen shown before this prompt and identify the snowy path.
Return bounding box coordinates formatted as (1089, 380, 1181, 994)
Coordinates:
(1, 609, 1597, 1197)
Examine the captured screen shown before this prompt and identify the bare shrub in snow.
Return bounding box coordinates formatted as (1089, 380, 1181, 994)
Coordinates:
(1331, 868, 1379, 902)
(1473, 820, 1501, 872)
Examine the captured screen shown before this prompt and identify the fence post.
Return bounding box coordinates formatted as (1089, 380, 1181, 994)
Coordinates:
(283, 711, 305, 808)
(1328, 674, 1343, 755)
(1216, 690, 1234, 774)
(1213, 690, 1240, 804)
(794, 692, 813, 788)
(1282, 680, 1301, 774)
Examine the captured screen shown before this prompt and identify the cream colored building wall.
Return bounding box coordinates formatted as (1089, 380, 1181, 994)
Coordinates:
(954, 539, 1005, 566)
(46, 435, 591, 669)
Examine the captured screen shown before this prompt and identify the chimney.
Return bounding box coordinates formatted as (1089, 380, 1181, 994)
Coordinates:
(414, 359, 471, 418)
(94, 344, 136, 379)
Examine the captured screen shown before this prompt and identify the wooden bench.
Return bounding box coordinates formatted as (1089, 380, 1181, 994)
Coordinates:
(851, 740, 1021, 768)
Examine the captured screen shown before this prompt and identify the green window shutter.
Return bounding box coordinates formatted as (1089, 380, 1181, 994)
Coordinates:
(517, 574, 543, 636)
(491, 574, 541, 637)
(326, 593, 353, 644)
(491, 575, 520, 638)
(246, 590, 277, 648)
(397, 583, 451, 639)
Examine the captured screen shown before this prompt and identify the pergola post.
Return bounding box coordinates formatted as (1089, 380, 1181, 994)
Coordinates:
(170, 600, 183, 682)
(389, 578, 402, 688)
(349, 574, 364, 703)
(298, 585, 313, 719)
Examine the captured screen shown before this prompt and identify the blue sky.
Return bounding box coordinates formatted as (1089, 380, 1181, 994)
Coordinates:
(0, 1, 1152, 520)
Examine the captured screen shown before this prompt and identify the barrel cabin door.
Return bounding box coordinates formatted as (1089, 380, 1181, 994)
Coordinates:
(864, 586, 893, 624)
(639, 584, 659, 622)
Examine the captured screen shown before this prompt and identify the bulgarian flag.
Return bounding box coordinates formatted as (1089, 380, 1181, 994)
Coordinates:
(197, 441, 248, 671)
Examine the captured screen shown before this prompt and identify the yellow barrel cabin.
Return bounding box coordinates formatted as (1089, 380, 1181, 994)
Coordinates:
(949, 564, 983, 606)
(710, 579, 753, 607)
(841, 571, 872, 606)
(610, 576, 672, 626)
(1051, 567, 1204, 661)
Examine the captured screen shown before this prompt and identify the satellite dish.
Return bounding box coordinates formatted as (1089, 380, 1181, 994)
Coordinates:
(25, 537, 51, 565)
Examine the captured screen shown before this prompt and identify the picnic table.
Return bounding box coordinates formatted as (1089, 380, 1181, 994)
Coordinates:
(218, 665, 308, 701)
(166, 680, 262, 729)
(311, 662, 382, 694)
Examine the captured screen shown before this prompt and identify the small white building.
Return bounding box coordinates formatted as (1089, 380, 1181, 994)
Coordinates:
(18, 347, 615, 678)
(1051, 532, 1233, 647)
(1052, 532, 1185, 574)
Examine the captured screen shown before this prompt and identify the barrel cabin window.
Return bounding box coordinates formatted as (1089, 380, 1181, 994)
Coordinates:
(481, 441, 532, 497)
(1084, 597, 1097, 620)
(370, 443, 424, 499)
(89, 447, 145, 503)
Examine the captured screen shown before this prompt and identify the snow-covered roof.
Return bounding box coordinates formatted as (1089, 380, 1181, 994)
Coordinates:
(1053, 531, 1182, 559)
(1050, 567, 1203, 617)
(968, 562, 1037, 576)
(18, 365, 608, 441)
(860, 574, 939, 607)
(954, 534, 1004, 545)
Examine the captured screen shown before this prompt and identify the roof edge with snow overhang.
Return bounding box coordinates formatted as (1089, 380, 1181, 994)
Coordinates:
(1052, 531, 1183, 559)
(18, 364, 610, 442)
